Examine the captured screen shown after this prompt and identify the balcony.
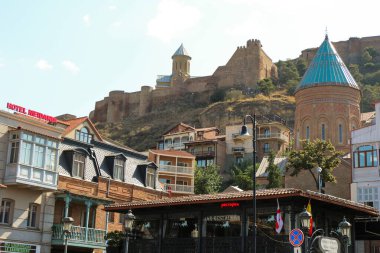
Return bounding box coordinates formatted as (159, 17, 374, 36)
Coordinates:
(4, 164, 58, 190)
(257, 132, 288, 142)
(191, 151, 215, 157)
(158, 165, 194, 175)
(232, 147, 245, 154)
(52, 224, 106, 249)
(165, 183, 194, 193)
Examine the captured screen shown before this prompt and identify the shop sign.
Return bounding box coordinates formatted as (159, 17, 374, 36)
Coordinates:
(318, 237, 340, 253)
(6, 102, 57, 123)
(206, 215, 240, 222)
(220, 202, 240, 208)
(0, 241, 40, 253)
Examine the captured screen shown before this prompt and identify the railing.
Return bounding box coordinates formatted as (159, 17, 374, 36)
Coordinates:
(191, 151, 215, 157)
(257, 132, 288, 141)
(232, 147, 245, 153)
(52, 224, 106, 246)
(158, 165, 193, 175)
(4, 164, 58, 190)
(165, 184, 194, 193)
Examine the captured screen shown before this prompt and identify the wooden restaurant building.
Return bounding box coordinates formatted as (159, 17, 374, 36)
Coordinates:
(105, 188, 379, 253)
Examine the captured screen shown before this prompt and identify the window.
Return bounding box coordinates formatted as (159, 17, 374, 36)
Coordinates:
(197, 159, 206, 167)
(321, 124, 326, 140)
(0, 199, 13, 225)
(236, 156, 244, 164)
(119, 213, 125, 224)
(20, 142, 32, 165)
(264, 129, 270, 137)
(46, 147, 57, 171)
(27, 203, 39, 228)
(114, 158, 124, 181)
(108, 212, 114, 223)
(357, 187, 379, 210)
(9, 142, 19, 163)
(338, 124, 343, 144)
(75, 127, 93, 144)
(208, 147, 213, 152)
(353, 145, 378, 168)
(306, 126, 310, 140)
(33, 145, 44, 167)
(146, 167, 156, 188)
(263, 143, 270, 153)
(73, 153, 86, 178)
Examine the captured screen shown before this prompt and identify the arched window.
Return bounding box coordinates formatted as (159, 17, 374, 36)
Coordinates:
(321, 124, 326, 140)
(306, 126, 310, 140)
(338, 124, 343, 144)
(75, 127, 92, 144)
(353, 145, 378, 168)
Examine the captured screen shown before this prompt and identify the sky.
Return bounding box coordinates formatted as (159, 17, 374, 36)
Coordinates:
(1, 0, 380, 117)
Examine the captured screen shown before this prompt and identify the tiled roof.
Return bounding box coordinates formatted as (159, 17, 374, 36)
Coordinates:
(297, 35, 359, 91)
(149, 149, 195, 158)
(163, 122, 195, 135)
(105, 188, 379, 216)
(0, 184, 6, 188)
(172, 43, 191, 58)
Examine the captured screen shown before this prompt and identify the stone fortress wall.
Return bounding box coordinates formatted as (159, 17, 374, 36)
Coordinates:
(90, 39, 277, 123)
(300, 35, 380, 65)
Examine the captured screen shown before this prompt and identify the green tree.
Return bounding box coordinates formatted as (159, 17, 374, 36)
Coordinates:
(266, 152, 282, 189)
(194, 165, 222, 194)
(361, 84, 380, 112)
(210, 89, 226, 103)
(362, 50, 372, 65)
(230, 160, 259, 190)
(257, 78, 275, 96)
(296, 58, 307, 77)
(348, 64, 363, 83)
(286, 139, 343, 184)
(277, 60, 300, 85)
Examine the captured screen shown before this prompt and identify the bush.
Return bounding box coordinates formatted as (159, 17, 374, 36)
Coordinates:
(210, 89, 226, 103)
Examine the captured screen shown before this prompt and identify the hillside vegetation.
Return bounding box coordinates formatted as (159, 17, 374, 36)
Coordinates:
(96, 46, 380, 151)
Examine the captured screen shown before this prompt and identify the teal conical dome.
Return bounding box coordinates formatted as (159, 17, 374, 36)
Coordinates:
(296, 35, 359, 91)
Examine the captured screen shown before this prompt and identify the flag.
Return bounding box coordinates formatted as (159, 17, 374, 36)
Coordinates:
(275, 199, 283, 234)
(306, 199, 313, 236)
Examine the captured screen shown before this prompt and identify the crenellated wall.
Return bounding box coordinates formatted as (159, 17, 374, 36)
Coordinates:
(90, 39, 278, 123)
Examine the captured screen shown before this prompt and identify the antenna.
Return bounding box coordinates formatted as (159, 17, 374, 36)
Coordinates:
(325, 26, 328, 39)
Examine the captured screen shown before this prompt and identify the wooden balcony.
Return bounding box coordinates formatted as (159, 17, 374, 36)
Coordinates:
(4, 164, 58, 190)
(51, 224, 106, 249)
(191, 151, 215, 157)
(165, 183, 194, 193)
(158, 165, 194, 175)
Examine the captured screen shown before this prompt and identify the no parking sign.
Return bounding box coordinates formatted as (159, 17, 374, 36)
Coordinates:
(289, 228, 304, 247)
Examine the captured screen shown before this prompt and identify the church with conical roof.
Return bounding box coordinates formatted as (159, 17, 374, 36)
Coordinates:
(294, 35, 361, 153)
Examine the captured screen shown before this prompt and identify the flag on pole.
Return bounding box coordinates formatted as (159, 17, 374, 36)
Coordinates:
(275, 199, 283, 234)
(306, 199, 313, 236)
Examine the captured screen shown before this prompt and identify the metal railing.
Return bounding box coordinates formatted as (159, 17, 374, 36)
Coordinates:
(232, 147, 245, 153)
(52, 224, 106, 245)
(191, 151, 215, 157)
(257, 132, 288, 141)
(158, 165, 193, 175)
(165, 184, 194, 193)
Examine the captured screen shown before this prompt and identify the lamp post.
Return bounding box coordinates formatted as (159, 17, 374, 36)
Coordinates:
(298, 208, 352, 253)
(124, 209, 135, 253)
(62, 217, 74, 253)
(316, 167, 322, 193)
(239, 114, 257, 253)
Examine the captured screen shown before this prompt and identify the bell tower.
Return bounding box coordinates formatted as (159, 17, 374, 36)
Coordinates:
(171, 43, 191, 81)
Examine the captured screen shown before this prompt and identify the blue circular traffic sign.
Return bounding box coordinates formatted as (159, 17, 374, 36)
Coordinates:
(289, 228, 304, 247)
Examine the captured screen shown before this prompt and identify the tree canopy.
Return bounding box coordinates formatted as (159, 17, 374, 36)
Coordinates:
(286, 139, 343, 184)
(194, 165, 222, 194)
(230, 160, 259, 190)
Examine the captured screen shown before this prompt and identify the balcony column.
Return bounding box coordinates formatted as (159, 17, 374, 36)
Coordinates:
(85, 200, 92, 242)
(64, 192, 71, 218)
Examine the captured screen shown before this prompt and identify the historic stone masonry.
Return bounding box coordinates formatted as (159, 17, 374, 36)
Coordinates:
(90, 39, 277, 123)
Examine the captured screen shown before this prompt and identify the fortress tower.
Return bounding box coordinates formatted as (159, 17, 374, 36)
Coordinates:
(294, 35, 361, 153)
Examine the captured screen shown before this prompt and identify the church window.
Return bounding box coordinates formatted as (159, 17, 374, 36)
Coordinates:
(353, 145, 378, 168)
(306, 126, 310, 140)
(321, 124, 326, 140)
(338, 124, 343, 144)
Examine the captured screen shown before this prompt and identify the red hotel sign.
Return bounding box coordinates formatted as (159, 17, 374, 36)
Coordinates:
(220, 202, 240, 208)
(7, 102, 57, 123)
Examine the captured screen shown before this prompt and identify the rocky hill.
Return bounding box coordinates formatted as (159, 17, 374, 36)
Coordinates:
(95, 90, 295, 151)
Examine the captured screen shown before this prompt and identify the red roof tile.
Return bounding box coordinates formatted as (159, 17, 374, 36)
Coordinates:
(105, 188, 379, 216)
(149, 149, 195, 158)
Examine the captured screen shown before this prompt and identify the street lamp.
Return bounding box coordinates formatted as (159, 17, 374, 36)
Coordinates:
(338, 217, 352, 253)
(239, 114, 257, 253)
(299, 207, 311, 229)
(62, 217, 74, 253)
(124, 209, 135, 253)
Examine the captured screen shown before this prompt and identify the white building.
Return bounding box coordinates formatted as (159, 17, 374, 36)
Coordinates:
(351, 102, 380, 210)
(0, 108, 65, 253)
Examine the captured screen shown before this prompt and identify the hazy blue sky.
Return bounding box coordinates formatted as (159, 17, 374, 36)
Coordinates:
(1, 0, 379, 117)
